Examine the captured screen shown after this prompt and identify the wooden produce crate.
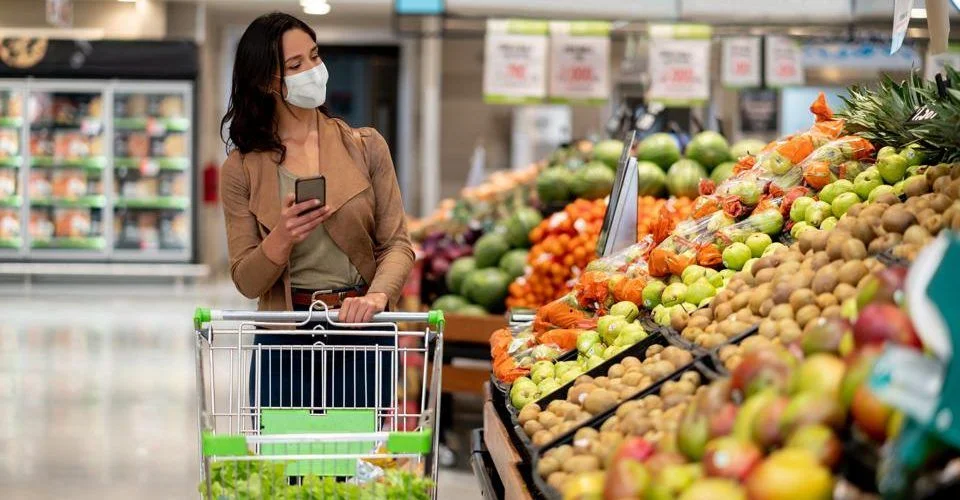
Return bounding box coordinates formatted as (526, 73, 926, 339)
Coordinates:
(482, 383, 534, 500)
(441, 313, 506, 396)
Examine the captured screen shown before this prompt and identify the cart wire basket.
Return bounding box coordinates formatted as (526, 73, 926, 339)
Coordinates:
(193, 300, 445, 499)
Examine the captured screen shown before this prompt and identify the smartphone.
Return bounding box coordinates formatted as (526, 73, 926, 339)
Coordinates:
(295, 175, 326, 211)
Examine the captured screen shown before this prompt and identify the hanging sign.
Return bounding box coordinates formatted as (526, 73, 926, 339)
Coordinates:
(722, 37, 761, 88)
(483, 19, 549, 104)
(765, 36, 805, 87)
(46, 0, 72, 28)
(547, 21, 611, 104)
(890, 0, 915, 55)
(647, 24, 712, 107)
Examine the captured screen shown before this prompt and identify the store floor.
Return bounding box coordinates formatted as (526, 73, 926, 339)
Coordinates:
(0, 281, 481, 499)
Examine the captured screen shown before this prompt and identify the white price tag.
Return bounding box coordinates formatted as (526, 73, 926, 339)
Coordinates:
(890, 0, 915, 55)
(139, 159, 159, 176)
(722, 37, 761, 88)
(548, 22, 611, 103)
(145, 118, 166, 137)
(765, 36, 805, 87)
(647, 39, 711, 106)
(483, 20, 549, 104)
(79, 119, 101, 136)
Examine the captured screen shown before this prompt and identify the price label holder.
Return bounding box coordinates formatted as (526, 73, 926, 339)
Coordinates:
(597, 130, 638, 257)
(647, 24, 713, 107)
(547, 21, 611, 104)
(139, 158, 159, 177)
(145, 118, 166, 137)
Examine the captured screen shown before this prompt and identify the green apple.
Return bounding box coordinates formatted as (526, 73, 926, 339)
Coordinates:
(530, 360, 555, 384)
(577, 330, 601, 355)
(877, 153, 908, 184)
(722, 242, 752, 271)
(707, 268, 725, 288)
(610, 301, 640, 322)
(901, 145, 925, 166)
(868, 184, 896, 202)
(804, 200, 832, 227)
(719, 269, 736, 280)
(558, 366, 583, 385)
(746, 233, 772, 258)
(831, 192, 861, 218)
(854, 168, 883, 200)
(642, 280, 667, 309)
(537, 377, 561, 397)
(742, 258, 759, 276)
(685, 278, 717, 305)
(554, 361, 577, 379)
(682, 265, 708, 285)
(616, 323, 648, 347)
(790, 197, 815, 223)
(893, 179, 906, 196)
(509, 377, 539, 409)
(877, 146, 897, 159)
(762, 242, 787, 257)
(821, 180, 854, 204)
(661, 283, 688, 307)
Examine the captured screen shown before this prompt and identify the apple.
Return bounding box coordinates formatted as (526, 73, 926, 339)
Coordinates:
(601, 317, 629, 345)
(831, 192, 861, 218)
(722, 243, 752, 271)
(746, 233, 773, 258)
(752, 395, 790, 449)
(867, 184, 896, 202)
(644, 452, 687, 476)
(841, 297, 858, 321)
(853, 303, 922, 350)
(790, 221, 813, 240)
(559, 366, 584, 385)
(682, 265, 708, 285)
(785, 424, 842, 468)
(819, 180, 853, 204)
(554, 361, 578, 380)
(877, 145, 897, 159)
(741, 258, 759, 276)
(745, 449, 834, 500)
(610, 301, 640, 322)
(537, 378, 561, 397)
(678, 404, 710, 461)
(643, 280, 667, 309)
(789, 353, 846, 397)
(615, 323, 647, 347)
(801, 317, 854, 356)
(613, 436, 656, 462)
(854, 168, 883, 200)
(839, 345, 882, 408)
(563, 471, 605, 499)
(678, 478, 747, 500)
(531, 360, 556, 384)
(877, 153, 908, 184)
(780, 391, 846, 434)
(761, 242, 787, 257)
(901, 145, 925, 166)
(604, 459, 650, 499)
(577, 330, 602, 355)
(509, 377, 538, 409)
(532, 344, 561, 360)
(734, 389, 776, 441)
(851, 384, 893, 442)
(604, 344, 626, 359)
(647, 463, 703, 500)
(702, 436, 763, 481)
(790, 196, 814, 223)
(684, 278, 717, 305)
(819, 216, 837, 231)
(731, 348, 796, 398)
(709, 402, 739, 439)
(661, 283, 688, 307)
(856, 266, 908, 308)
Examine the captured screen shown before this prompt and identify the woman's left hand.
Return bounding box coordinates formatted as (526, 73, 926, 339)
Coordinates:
(339, 293, 389, 324)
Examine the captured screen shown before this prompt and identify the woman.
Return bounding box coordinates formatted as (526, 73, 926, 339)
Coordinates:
(220, 12, 414, 412)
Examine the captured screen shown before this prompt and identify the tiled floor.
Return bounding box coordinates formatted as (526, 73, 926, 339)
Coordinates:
(0, 281, 482, 499)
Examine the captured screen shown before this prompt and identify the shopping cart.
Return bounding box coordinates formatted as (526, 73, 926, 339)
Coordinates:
(193, 301, 444, 499)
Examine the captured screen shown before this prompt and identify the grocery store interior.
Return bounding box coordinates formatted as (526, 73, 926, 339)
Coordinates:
(3, 0, 960, 498)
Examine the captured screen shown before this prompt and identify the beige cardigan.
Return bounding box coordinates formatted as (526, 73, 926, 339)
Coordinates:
(220, 116, 414, 311)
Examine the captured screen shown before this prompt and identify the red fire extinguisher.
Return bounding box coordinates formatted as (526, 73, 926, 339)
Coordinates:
(203, 162, 218, 205)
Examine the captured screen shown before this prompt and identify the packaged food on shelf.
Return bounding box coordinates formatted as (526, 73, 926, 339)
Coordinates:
(0, 130, 18, 157)
(51, 170, 88, 198)
(29, 211, 53, 241)
(28, 171, 51, 198)
(53, 209, 92, 238)
(0, 209, 19, 238)
(0, 169, 16, 197)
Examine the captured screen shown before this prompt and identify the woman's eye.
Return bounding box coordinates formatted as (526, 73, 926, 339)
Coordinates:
(289, 64, 300, 70)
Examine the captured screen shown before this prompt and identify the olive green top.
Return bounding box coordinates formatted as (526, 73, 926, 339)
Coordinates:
(278, 166, 364, 290)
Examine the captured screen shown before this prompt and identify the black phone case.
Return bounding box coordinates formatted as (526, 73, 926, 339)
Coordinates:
(295, 175, 326, 207)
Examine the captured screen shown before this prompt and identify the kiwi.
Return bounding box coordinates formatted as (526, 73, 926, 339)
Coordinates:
(812, 267, 839, 295)
(816, 293, 839, 309)
(562, 454, 599, 473)
(754, 267, 776, 284)
(795, 304, 822, 329)
(882, 206, 918, 234)
(751, 256, 776, 275)
(749, 289, 770, 314)
(809, 251, 831, 271)
(759, 298, 775, 317)
(934, 175, 953, 195)
(840, 239, 868, 261)
(769, 303, 794, 321)
(788, 288, 817, 311)
(583, 389, 618, 414)
(546, 471, 569, 490)
(874, 192, 902, 205)
(714, 302, 734, 322)
(921, 213, 943, 235)
(771, 282, 796, 305)
(538, 411, 561, 428)
(568, 383, 597, 404)
(824, 230, 851, 261)
(822, 305, 843, 319)
(838, 260, 869, 285)
(798, 229, 818, 254)
(903, 225, 932, 246)
(869, 232, 903, 254)
(519, 404, 542, 424)
(758, 318, 778, 338)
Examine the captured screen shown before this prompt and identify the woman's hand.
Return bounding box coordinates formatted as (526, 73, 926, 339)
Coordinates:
(339, 293, 389, 324)
(263, 193, 331, 265)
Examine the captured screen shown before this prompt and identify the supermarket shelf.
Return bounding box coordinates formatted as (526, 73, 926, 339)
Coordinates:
(0, 237, 21, 249)
(0, 116, 23, 128)
(30, 195, 106, 209)
(31, 237, 106, 250)
(114, 157, 189, 171)
(0, 196, 21, 208)
(113, 117, 190, 133)
(115, 196, 189, 210)
(0, 156, 22, 168)
(0, 261, 209, 278)
(31, 156, 107, 170)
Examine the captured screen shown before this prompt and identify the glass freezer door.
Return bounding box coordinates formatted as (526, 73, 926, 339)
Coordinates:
(27, 87, 107, 254)
(111, 86, 191, 259)
(0, 85, 24, 253)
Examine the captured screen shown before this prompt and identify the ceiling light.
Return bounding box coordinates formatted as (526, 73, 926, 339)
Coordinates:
(911, 8, 927, 18)
(302, 0, 331, 15)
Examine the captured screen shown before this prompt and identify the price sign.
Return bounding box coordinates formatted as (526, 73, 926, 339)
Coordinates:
(483, 19, 549, 104)
(722, 37, 761, 88)
(647, 37, 711, 106)
(548, 21, 611, 104)
(765, 36, 805, 87)
(890, 0, 915, 55)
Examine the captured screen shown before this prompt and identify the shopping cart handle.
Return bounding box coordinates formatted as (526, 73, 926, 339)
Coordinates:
(194, 307, 444, 329)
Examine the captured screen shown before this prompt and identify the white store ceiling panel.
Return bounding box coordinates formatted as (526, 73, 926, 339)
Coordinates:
(445, 0, 678, 20)
(680, 0, 853, 23)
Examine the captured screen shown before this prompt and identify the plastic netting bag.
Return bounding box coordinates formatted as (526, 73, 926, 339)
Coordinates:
(795, 135, 876, 189)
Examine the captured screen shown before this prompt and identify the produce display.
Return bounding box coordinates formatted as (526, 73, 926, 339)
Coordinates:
(478, 69, 960, 500)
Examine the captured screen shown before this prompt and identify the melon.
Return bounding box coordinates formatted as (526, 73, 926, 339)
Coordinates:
(458, 304, 489, 316)
(685, 131, 731, 170)
(730, 138, 768, 160)
(666, 159, 708, 198)
(637, 133, 681, 169)
(636, 160, 668, 197)
(572, 161, 615, 200)
(499, 249, 529, 280)
(473, 233, 510, 268)
(536, 167, 573, 205)
(505, 207, 543, 248)
(446, 256, 477, 294)
(431, 295, 468, 312)
(463, 268, 511, 312)
(593, 139, 624, 169)
(711, 161, 737, 184)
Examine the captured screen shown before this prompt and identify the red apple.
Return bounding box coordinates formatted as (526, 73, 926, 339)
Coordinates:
(851, 385, 893, 442)
(745, 449, 834, 500)
(702, 436, 763, 481)
(785, 424, 842, 469)
(604, 458, 650, 500)
(732, 348, 796, 398)
(613, 436, 656, 463)
(709, 403, 739, 438)
(853, 303, 922, 350)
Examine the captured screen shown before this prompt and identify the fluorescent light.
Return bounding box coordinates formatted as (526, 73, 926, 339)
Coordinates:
(302, 0, 331, 15)
(911, 8, 927, 18)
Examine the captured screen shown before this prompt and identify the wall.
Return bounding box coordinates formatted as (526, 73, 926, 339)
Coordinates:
(0, 0, 167, 39)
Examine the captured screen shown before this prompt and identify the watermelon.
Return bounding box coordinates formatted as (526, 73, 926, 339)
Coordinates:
(499, 249, 529, 280)
(730, 138, 768, 160)
(636, 160, 667, 197)
(463, 268, 511, 312)
(685, 131, 731, 170)
(593, 139, 624, 169)
(637, 133, 681, 169)
(446, 256, 477, 294)
(505, 207, 543, 248)
(711, 161, 737, 184)
(572, 161, 615, 200)
(458, 304, 489, 316)
(473, 233, 510, 268)
(666, 159, 708, 198)
(537, 167, 573, 205)
(431, 295, 468, 312)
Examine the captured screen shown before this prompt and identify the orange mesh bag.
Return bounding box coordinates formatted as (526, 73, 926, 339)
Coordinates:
(538, 329, 581, 351)
(534, 295, 590, 333)
(696, 244, 723, 267)
(490, 328, 513, 360)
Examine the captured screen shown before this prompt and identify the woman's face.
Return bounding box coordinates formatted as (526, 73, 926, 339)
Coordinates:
(272, 28, 322, 95)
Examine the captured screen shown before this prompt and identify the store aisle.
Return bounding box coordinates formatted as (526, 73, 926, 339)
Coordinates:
(0, 282, 479, 499)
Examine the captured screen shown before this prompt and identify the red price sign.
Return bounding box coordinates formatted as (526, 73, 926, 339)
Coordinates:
(734, 60, 751, 75)
(777, 63, 796, 78)
(506, 63, 527, 80)
(566, 66, 594, 82)
(669, 67, 695, 84)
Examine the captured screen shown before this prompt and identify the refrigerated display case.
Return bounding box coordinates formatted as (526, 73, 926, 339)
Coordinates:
(0, 84, 23, 255)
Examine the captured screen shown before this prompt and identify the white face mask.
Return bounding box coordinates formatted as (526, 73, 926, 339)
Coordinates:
(282, 62, 328, 109)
